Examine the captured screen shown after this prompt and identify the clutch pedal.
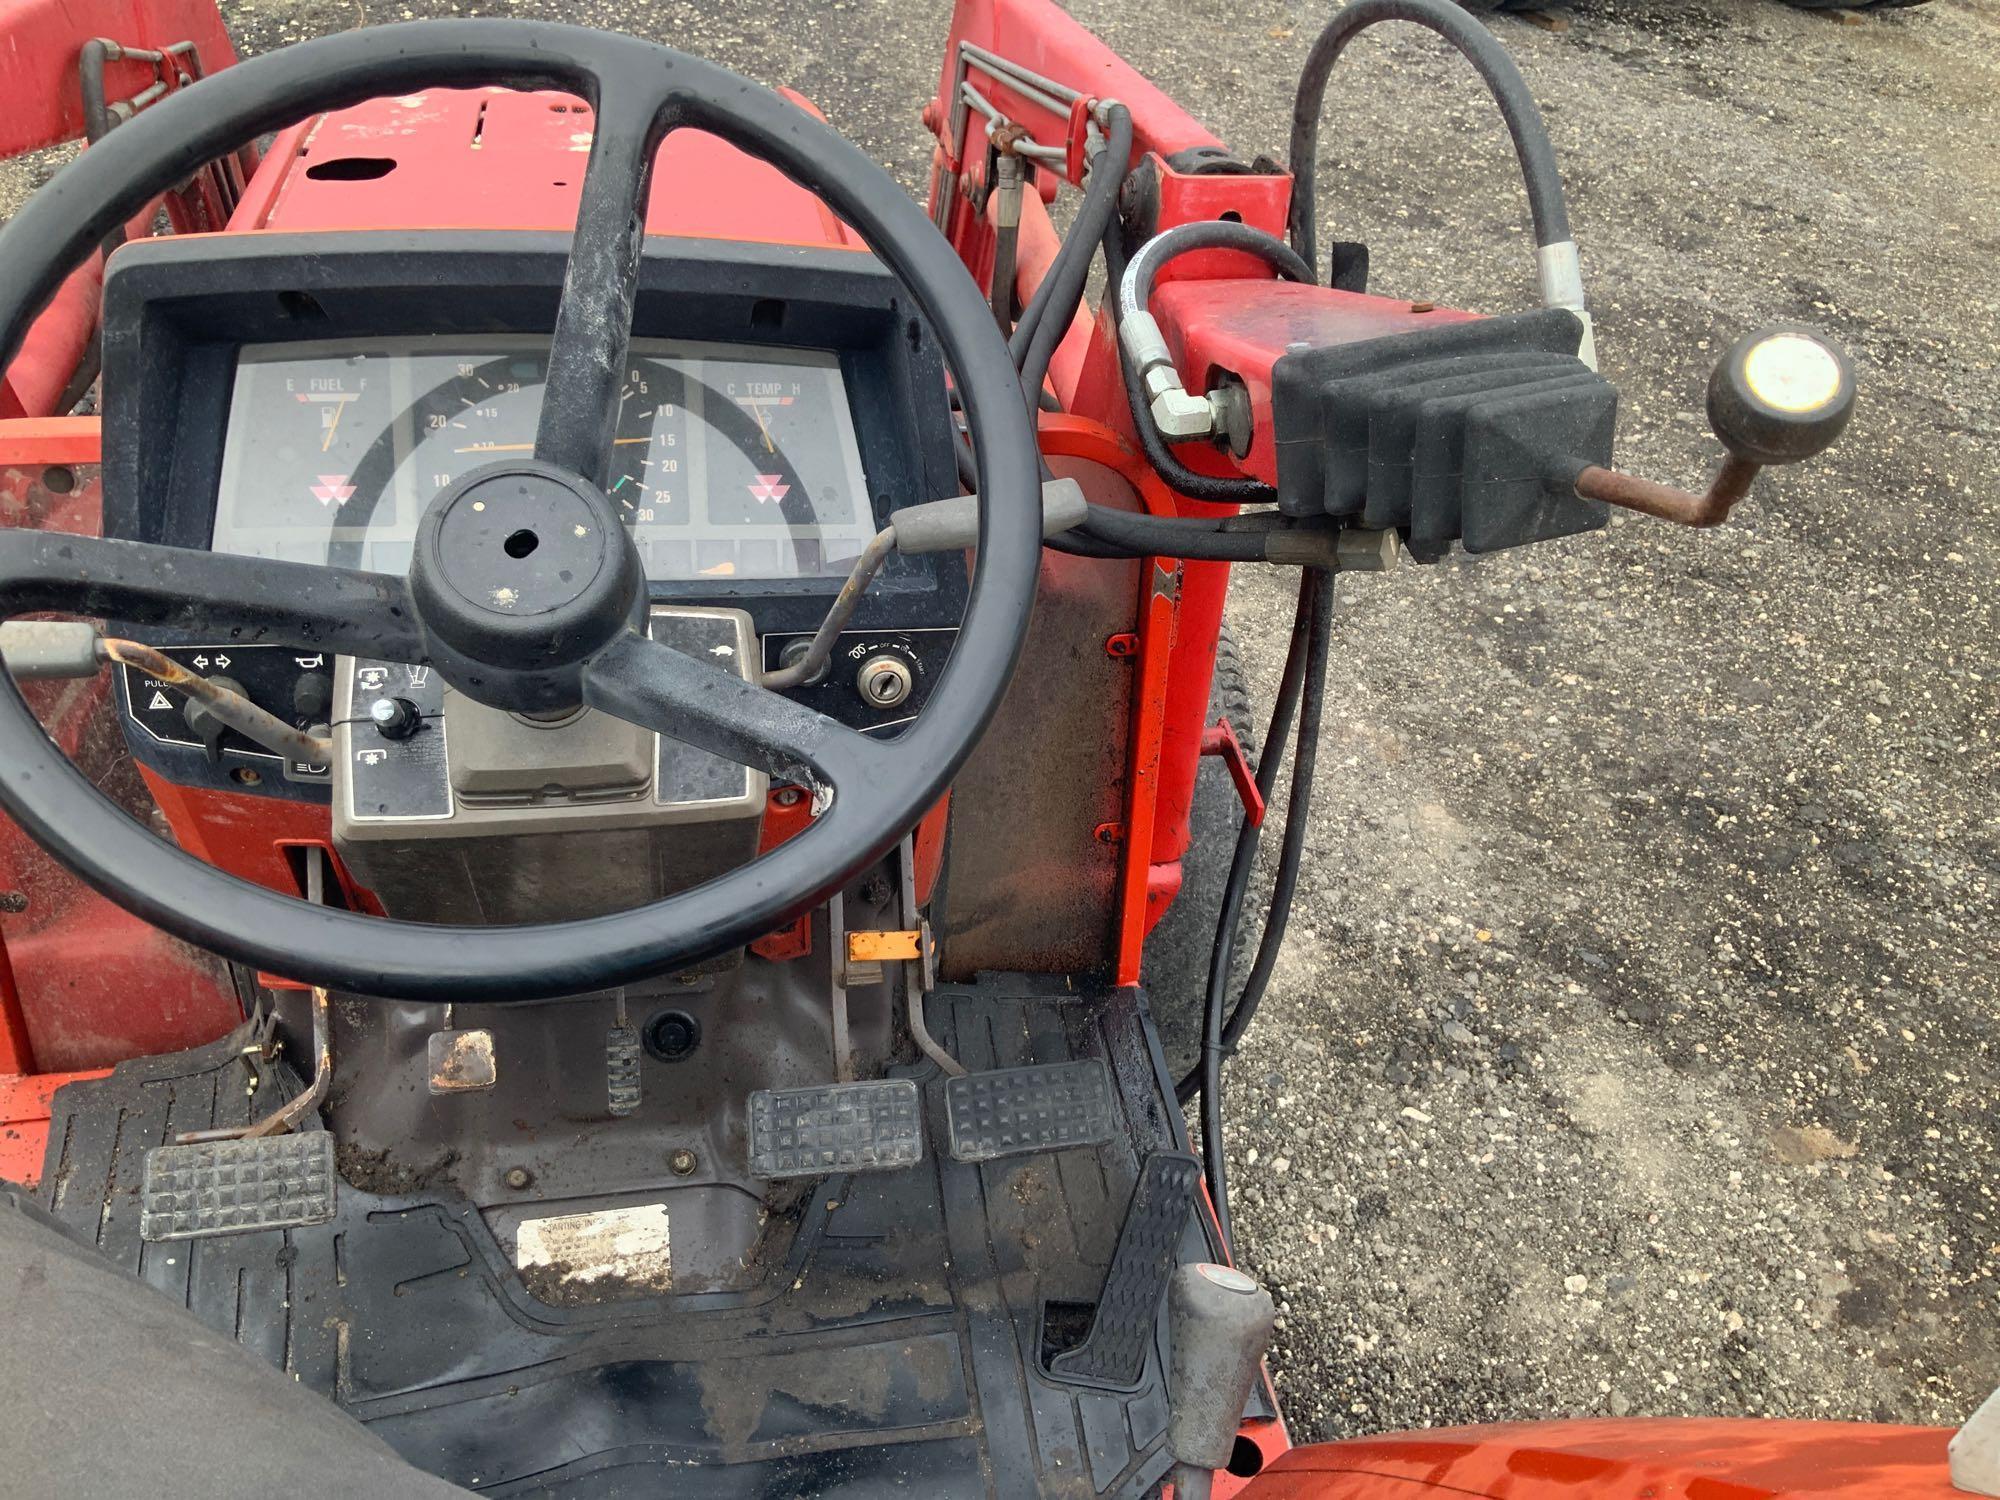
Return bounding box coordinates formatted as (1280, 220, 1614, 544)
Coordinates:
(944, 1059, 1118, 1163)
(139, 1131, 337, 1242)
(747, 1078, 924, 1179)
(1047, 1151, 1200, 1389)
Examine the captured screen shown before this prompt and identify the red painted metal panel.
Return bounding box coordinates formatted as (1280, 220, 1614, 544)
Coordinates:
(0, 0, 238, 157)
(0, 415, 103, 465)
(0, 260, 103, 419)
(0, 425, 244, 1072)
(1239, 1421, 1958, 1499)
(1034, 415, 1182, 983)
(252, 87, 862, 250)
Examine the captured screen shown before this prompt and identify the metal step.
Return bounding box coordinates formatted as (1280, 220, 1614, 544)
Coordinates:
(747, 1078, 924, 1180)
(944, 1059, 1119, 1163)
(139, 1131, 337, 1242)
(1047, 1151, 1201, 1390)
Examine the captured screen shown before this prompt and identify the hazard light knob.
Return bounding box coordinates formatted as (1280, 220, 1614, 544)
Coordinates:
(1707, 325, 1855, 468)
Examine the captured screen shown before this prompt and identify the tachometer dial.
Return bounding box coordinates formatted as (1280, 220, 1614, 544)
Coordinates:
(603, 361, 690, 532)
(398, 347, 689, 531)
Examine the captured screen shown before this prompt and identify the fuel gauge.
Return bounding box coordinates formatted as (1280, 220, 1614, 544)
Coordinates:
(211, 344, 405, 567)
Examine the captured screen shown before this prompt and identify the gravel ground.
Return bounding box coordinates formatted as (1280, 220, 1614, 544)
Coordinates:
(20, 0, 2000, 1451)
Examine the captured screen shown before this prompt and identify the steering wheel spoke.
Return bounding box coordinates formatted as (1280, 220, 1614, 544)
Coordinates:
(581, 628, 882, 792)
(533, 64, 677, 486)
(0, 530, 426, 660)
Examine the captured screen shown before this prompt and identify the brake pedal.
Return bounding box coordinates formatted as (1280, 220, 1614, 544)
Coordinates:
(1047, 1151, 1200, 1389)
(747, 1078, 923, 1180)
(944, 1059, 1118, 1163)
(139, 1131, 337, 1242)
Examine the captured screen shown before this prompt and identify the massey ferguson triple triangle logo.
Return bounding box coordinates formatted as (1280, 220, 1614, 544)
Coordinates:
(747, 473, 791, 504)
(310, 474, 357, 508)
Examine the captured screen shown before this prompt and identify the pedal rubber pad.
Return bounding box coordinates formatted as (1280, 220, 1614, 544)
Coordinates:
(139, 1132, 337, 1243)
(945, 1059, 1119, 1163)
(1047, 1151, 1200, 1389)
(606, 1024, 642, 1118)
(747, 1079, 924, 1179)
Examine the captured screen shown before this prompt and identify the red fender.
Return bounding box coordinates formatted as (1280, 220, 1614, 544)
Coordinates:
(1239, 1420, 1958, 1498)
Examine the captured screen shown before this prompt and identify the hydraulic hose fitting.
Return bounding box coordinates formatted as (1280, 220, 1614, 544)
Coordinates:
(1117, 220, 1314, 446)
(1119, 310, 1217, 439)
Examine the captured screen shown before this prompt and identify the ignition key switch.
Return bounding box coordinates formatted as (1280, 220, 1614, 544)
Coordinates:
(855, 653, 913, 710)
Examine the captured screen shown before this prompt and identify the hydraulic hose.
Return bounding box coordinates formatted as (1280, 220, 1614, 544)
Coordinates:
(1010, 103, 1134, 412)
(1195, 569, 1333, 1247)
(1213, 580, 1332, 1059)
(1100, 220, 1287, 507)
(1114, 218, 1314, 333)
(1076, 506, 1281, 562)
(1286, 0, 1583, 320)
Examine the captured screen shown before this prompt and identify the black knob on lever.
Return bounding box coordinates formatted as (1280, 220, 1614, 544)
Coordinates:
(1573, 325, 1855, 528)
(1708, 324, 1856, 468)
(368, 696, 423, 741)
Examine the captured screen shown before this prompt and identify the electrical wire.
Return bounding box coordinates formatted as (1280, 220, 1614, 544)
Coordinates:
(1286, 0, 1575, 288)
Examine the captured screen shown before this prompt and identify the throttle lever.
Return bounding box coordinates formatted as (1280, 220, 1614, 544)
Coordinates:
(1573, 325, 1855, 528)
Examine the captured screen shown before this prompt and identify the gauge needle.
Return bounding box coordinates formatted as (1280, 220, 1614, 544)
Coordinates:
(749, 399, 775, 454)
(320, 396, 347, 453)
(452, 438, 650, 454)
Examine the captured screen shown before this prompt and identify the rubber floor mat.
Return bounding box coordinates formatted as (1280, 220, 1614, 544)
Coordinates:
(37, 979, 1235, 1498)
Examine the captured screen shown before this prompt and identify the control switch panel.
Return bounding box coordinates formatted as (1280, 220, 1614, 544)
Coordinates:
(331, 607, 766, 925)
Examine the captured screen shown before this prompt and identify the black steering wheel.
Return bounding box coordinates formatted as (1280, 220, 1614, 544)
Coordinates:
(0, 21, 1042, 1002)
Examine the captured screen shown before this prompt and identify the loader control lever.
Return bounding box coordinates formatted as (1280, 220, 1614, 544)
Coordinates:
(1572, 325, 1855, 529)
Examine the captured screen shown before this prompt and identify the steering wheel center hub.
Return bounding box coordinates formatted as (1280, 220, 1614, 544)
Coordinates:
(408, 461, 645, 713)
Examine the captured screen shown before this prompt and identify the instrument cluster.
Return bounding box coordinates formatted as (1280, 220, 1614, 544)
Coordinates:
(210, 336, 878, 582)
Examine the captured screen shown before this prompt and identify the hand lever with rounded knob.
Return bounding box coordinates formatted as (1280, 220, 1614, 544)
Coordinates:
(1165, 1262, 1277, 1500)
(1572, 325, 1855, 527)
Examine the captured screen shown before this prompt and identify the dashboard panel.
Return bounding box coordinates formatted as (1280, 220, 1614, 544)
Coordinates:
(211, 338, 877, 582)
(96, 231, 968, 806)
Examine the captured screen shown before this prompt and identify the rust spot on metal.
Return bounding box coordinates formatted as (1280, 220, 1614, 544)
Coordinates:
(428, 1028, 498, 1093)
